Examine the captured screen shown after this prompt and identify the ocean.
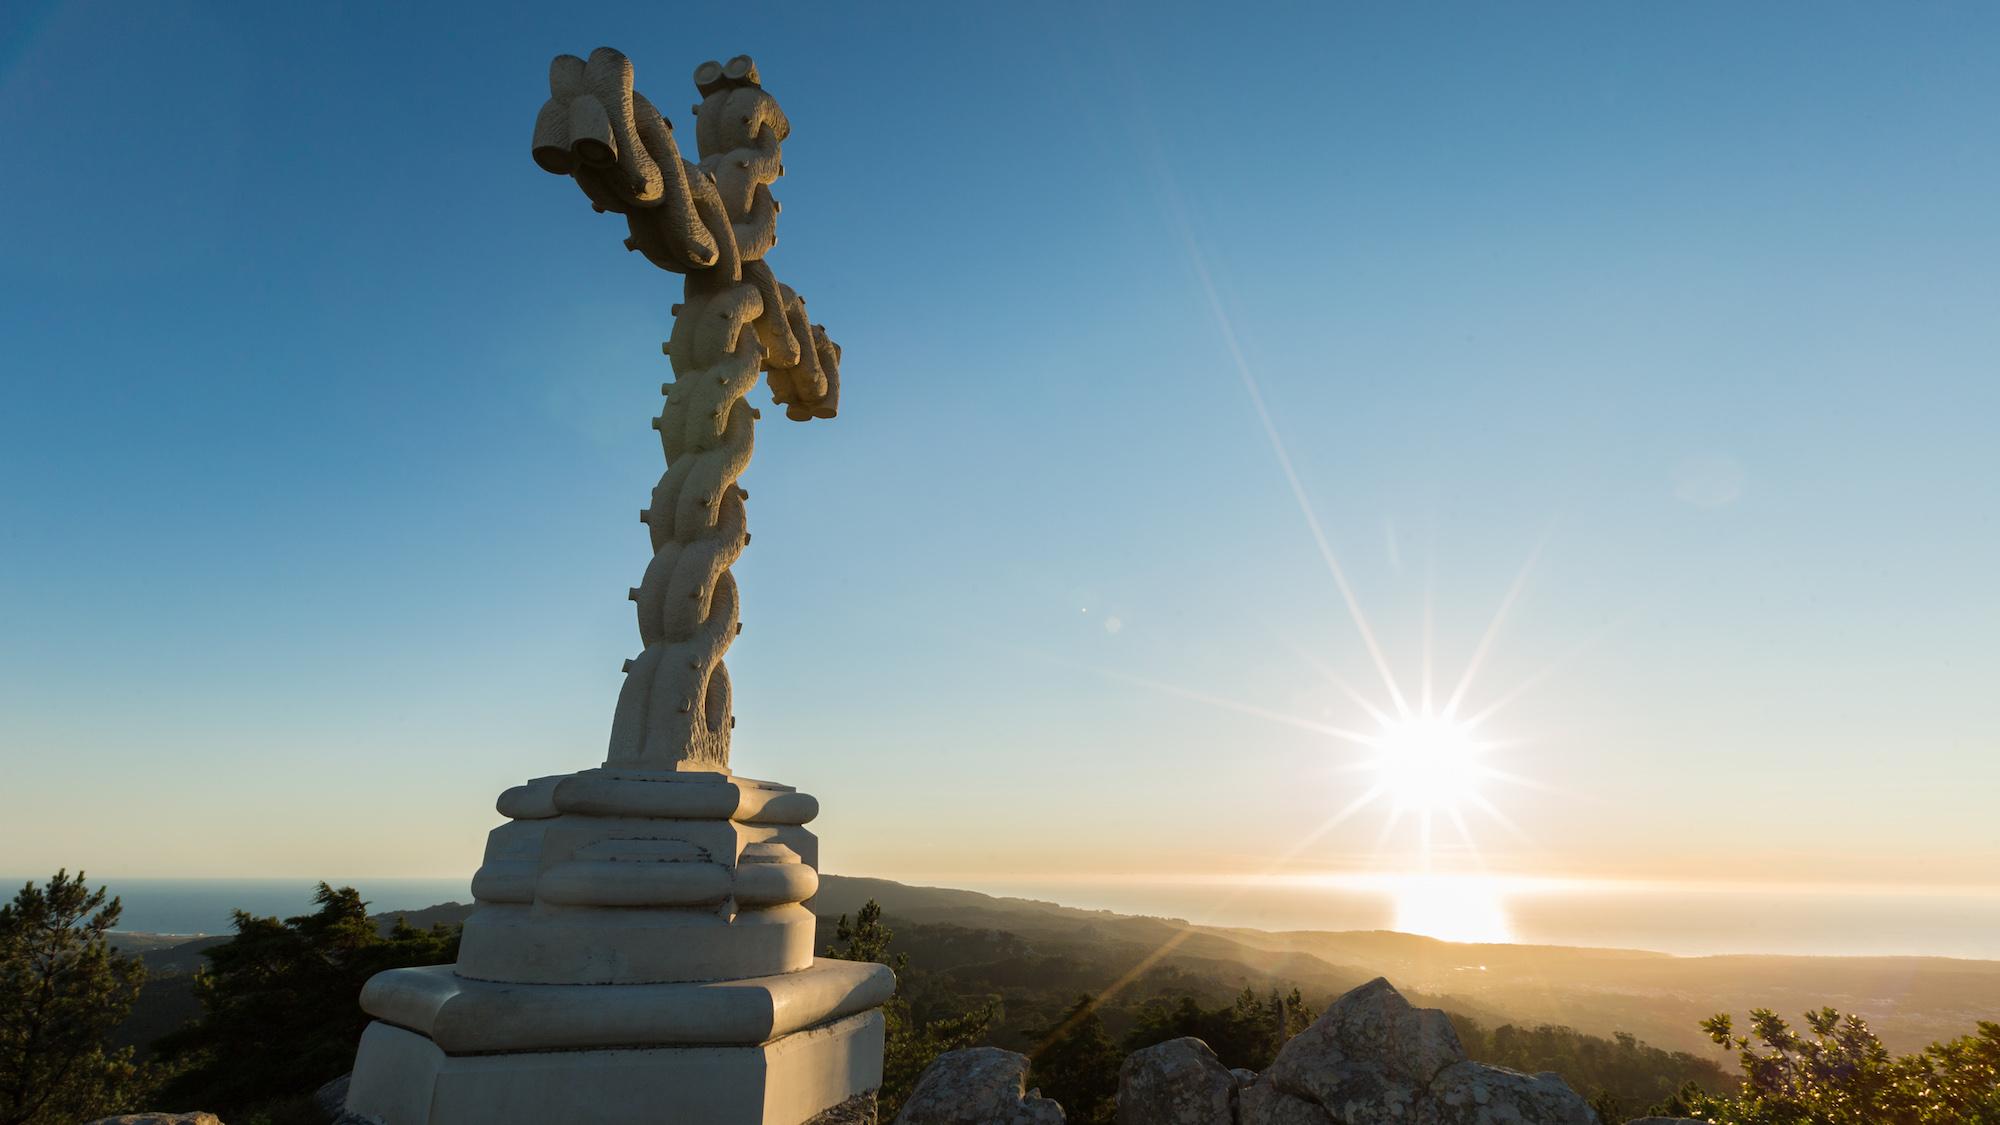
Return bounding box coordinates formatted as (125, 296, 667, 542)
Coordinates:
(21, 873, 2000, 959)
(5, 877, 475, 936)
(941, 874, 2000, 959)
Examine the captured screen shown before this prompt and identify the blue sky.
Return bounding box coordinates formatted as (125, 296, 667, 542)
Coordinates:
(3, 1, 1997, 908)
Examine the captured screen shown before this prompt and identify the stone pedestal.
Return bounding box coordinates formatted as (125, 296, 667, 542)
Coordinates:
(345, 769, 893, 1125)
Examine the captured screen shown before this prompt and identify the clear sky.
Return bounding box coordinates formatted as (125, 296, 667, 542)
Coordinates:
(4, 1, 1997, 933)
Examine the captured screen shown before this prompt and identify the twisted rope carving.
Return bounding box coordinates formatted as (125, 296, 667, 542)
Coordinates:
(533, 49, 840, 771)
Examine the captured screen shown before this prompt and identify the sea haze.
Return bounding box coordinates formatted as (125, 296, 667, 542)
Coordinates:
(31, 874, 2000, 959)
(10, 877, 474, 936)
(934, 876, 2000, 960)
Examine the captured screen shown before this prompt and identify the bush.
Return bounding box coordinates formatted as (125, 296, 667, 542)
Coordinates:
(1687, 1006, 2000, 1124)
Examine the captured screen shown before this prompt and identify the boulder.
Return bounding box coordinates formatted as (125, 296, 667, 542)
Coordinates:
(1623, 1120, 1707, 1124)
(894, 1047, 1065, 1124)
(1238, 977, 1601, 1125)
(1117, 1036, 1237, 1124)
(313, 1073, 351, 1121)
(1429, 1062, 1598, 1124)
(806, 1091, 880, 1123)
(85, 1116, 225, 1125)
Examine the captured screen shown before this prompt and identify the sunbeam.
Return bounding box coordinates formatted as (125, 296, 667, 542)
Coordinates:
(1443, 530, 1549, 719)
(1285, 640, 1400, 728)
(1160, 190, 1412, 720)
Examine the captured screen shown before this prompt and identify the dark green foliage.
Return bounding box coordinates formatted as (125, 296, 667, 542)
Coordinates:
(1684, 1007, 2000, 1124)
(824, 900, 998, 1120)
(1449, 1015, 1731, 1118)
(0, 871, 150, 1125)
(1030, 996, 1121, 1125)
(816, 904, 1747, 1122)
(1123, 986, 1315, 1070)
(153, 883, 459, 1119)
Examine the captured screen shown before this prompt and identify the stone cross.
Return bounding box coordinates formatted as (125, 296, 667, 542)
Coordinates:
(532, 49, 841, 773)
(340, 51, 887, 1124)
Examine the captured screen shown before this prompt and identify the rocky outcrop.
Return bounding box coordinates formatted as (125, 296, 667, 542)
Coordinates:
(1118, 1036, 1241, 1124)
(313, 1073, 351, 1120)
(1621, 1120, 1706, 1124)
(894, 1047, 1065, 1124)
(805, 1091, 879, 1124)
(1426, 1063, 1601, 1124)
(85, 1116, 225, 1125)
(1238, 978, 1600, 1125)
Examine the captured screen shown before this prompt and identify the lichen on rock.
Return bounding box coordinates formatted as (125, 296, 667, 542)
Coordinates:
(1238, 977, 1600, 1125)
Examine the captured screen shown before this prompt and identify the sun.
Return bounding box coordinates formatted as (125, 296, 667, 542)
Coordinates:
(1367, 715, 1485, 814)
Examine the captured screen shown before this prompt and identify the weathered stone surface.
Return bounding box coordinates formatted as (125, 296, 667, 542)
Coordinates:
(1430, 1060, 1598, 1124)
(805, 1089, 879, 1124)
(85, 1116, 224, 1125)
(1239, 1082, 1335, 1125)
(894, 1047, 1064, 1124)
(1249, 977, 1453, 1122)
(1238, 977, 1602, 1125)
(1622, 1120, 1706, 1124)
(1230, 1067, 1259, 1087)
(339, 43, 884, 1125)
(1117, 1036, 1236, 1125)
(313, 1073, 350, 1121)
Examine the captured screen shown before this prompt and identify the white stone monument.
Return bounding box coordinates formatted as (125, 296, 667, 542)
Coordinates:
(343, 48, 892, 1125)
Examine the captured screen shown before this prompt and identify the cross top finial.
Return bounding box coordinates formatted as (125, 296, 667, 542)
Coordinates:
(531, 47, 841, 771)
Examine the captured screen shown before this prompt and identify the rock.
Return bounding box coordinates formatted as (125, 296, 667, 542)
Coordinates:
(806, 1091, 879, 1124)
(1238, 977, 1602, 1125)
(85, 1116, 225, 1125)
(1623, 1120, 1707, 1124)
(1231, 1068, 1259, 1087)
(1429, 1062, 1598, 1124)
(1117, 1036, 1237, 1124)
(894, 1047, 1065, 1124)
(1251, 976, 1459, 1122)
(314, 1073, 352, 1121)
(1239, 1082, 1339, 1125)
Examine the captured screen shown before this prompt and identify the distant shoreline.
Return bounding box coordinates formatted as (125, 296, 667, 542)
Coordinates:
(23, 873, 2000, 960)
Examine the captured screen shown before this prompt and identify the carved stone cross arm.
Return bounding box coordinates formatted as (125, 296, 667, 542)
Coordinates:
(531, 48, 839, 419)
(529, 48, 841, 772)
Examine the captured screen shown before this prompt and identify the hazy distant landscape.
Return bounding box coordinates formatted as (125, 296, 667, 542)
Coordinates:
(106, 875, 2000, 1059)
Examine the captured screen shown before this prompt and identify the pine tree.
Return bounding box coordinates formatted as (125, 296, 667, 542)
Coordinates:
(0, 871, 149, 1125)
(824, 900, 998, 1118)
(1031, 995, 1121, 1125)
(154, 883, 458, 1116)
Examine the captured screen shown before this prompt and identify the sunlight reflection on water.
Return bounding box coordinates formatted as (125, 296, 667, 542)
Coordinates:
(936, 873, 2000, 957)
(1388, 874, 1514, 944)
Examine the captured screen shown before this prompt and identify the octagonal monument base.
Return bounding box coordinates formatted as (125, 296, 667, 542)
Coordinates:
(350, 1007, 881, 1124)
(346, 960, 891, 1124)
(345, 765, 893, 1124)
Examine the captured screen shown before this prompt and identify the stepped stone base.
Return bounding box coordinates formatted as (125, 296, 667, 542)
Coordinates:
(345, 762, 890, 1123)
(346, 1007, 883, 1125)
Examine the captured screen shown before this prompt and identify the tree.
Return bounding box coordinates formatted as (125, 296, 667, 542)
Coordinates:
(154, 883, 459, 1118)
(1448, 1013, 1731, 1116)
(1686, 1007, 2000, 1125)
(1124, 986, 1316, 1071)
(0, 870, 149, 1125)
(1031, 995, 1121, 1125)
(824, 900, 998, 1119)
